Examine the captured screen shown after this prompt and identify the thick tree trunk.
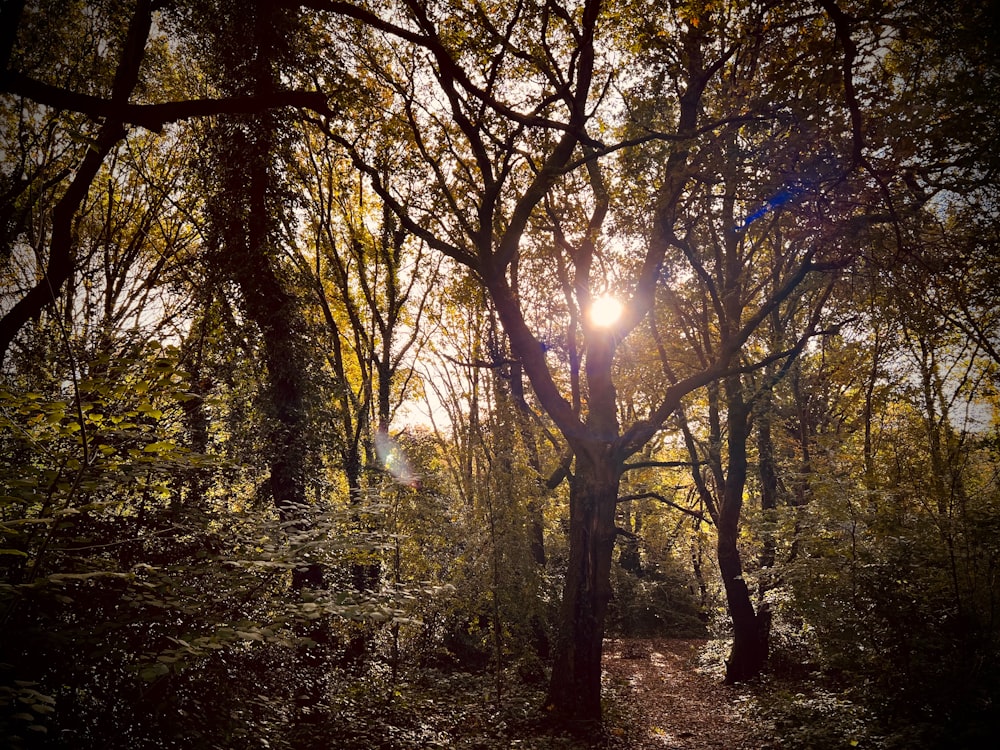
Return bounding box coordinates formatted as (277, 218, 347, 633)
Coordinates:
(206, 1, 317, 590)
(544, 449, 620, 721)
(230, 216, 315, 588)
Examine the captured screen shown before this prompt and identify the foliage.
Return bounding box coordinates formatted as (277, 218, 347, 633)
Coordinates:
(606, 556, 707, 639)
(1, 0, 999, 744)
(746, 683, 875, 750)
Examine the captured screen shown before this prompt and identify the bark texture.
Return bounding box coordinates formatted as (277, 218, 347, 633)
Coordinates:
(544, 449, 620, 720)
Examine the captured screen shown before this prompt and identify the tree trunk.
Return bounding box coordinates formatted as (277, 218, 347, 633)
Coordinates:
(756, 388, 779, 597)
(510, 360, 547, 566)
(718, 519, 770, 683)
(719, 395, 769, 683)
(207, 1, 316, 589)
(229, 202, 314, 587)
(544, 448, 620, 721)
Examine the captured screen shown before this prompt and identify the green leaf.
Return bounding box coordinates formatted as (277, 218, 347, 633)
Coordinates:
(140, 663, 169, 681)
(137, 402, 163, 419)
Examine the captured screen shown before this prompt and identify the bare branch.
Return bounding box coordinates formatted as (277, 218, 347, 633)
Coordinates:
(2, 72, 334, 131)
(617, 492, 710, 524)
(623, 460, 702, 471)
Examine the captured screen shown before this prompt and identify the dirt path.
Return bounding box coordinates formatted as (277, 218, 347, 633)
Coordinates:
(602, 638, 754, 750)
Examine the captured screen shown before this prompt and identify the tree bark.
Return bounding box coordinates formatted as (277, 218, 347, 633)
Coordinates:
(718, 519, 770, 683)
(756, 386, 779, 596)
(718, 394, 769, 683)
(203, 1, 316, 588)
(544, 447, 620, 721)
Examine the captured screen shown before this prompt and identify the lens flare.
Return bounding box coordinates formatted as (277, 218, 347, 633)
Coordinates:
(374, 429, 420, 488)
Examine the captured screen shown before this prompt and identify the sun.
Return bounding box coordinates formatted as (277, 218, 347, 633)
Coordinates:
(589, 295, 624, 328)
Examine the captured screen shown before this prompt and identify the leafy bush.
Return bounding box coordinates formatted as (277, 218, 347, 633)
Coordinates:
(606, 557, 707, 638)
(746, 684, 874, 750)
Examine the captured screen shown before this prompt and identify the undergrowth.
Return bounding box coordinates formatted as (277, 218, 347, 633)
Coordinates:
(307, 665, 637, 750)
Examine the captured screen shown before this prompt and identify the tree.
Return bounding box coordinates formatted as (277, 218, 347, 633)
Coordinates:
(184, 0, 330, 589)
(744, 2, 1000, 739)
(298, 0, 874, 718)
(291, 121, 437, 544)
(0, 0, 332, 365)
(0, 0, 150, 363)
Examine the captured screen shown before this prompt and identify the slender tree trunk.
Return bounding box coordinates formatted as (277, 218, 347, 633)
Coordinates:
(718, 518, 770, 683)
(756, 387, 779, 598)
(719, 395, 769, 683)
(544, 448, 620, 721)
(510, 360, 547, 566)
(690, 530, 710, 612)
(177, 311, 214, 509)
(618, 499, 642, 574)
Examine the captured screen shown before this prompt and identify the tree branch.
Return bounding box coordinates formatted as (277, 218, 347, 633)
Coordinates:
(816, 0, 864, 167)
(2, 71, 333, 131)
(617, 492, 710, 524)
(623, 460, 702, 471)
(290, 0, 602, 145)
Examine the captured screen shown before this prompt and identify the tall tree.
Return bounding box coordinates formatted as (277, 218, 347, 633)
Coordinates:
(0, 0, 152, 363)
(300, 0, 870, 717)
(0, 0, 332, 365)
(292, 128, 436, 516)
(185, 0, 326, 587)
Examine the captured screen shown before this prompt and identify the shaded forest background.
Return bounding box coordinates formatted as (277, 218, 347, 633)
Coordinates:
(1, 0, 998, 747)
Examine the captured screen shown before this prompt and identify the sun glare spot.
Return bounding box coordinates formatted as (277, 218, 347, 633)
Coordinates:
(589, 295, 623, 328)
(374, 429, 420, 488)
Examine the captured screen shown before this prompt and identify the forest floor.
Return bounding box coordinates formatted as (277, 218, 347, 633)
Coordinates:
(347, 637, 762, 748)
(601, 637, 756, 750)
